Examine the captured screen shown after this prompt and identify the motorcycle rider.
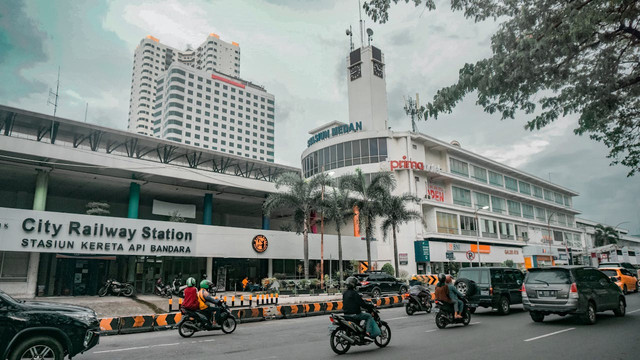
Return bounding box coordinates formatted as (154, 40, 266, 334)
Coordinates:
(408, 277, 430, 307)
(434, 273, 456, 316)
(197, 280, 221, 329)
(182, 277, 199, 312)
(446, 275, 464, 319)
(343, 276, 381, 339)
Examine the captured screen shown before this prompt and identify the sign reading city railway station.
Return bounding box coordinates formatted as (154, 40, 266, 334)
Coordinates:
(0, 208, 196, 256)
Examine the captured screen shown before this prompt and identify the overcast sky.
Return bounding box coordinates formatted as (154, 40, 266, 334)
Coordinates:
(1, 0, 638, 234)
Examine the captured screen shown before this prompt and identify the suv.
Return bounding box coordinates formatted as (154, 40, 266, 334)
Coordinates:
(356, 271, 408, 297)
(0, 290, 100, 360)
(522, 266, 625, 324)
(455, 267, 525, 315)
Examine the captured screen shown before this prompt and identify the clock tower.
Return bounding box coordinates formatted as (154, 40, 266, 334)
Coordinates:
(347, 45, 388, 132)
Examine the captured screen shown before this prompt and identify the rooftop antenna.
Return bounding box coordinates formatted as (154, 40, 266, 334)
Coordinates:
(84, 102, 88, 122)
(366, 28, 374, 46)
(358, 0, 364, 48)
(47, 66, 60, 117)
(404, 93, 424, 133)
(346, 26, 354, 51)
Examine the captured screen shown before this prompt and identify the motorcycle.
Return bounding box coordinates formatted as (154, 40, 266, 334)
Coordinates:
(403, 285, 432, 315)
(328, 303, 391, 355)
(98, 279, 135, 297)
(170, 275, 187, 298)
(434, 296, 471, 329)
(154, 278, 172, 298)
(177, 302, 237, 337)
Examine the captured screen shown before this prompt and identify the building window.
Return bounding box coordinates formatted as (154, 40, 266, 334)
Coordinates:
(515, 225, 528, 242)
(471, 165, 487, 183)
(436, 212, 458, 234)
(544, 189, 554, 201)
(491, 196, 506, 214)
(522, 204, 534, 219)
(481, 219, 497, 238)
(532, 185, 543, 198)
(460, 215, 477, 236)
(505, 176, 518, 191)
(450, 158, 469, 177)
(489, 171, 503, 187)
(0, 251, 29, 280)
(507, 200, 521, 217)
(534, 207, 546, 222)
(554, 192, 564, 205)
(563, 195, 571, 207)
(519, 181, 531, 195)
(499, 222, 515, 240)
(452, 186, 472, 207)
(474, 192, 490, 209)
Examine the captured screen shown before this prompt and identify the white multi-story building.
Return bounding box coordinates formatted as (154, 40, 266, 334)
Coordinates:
(152, 62, 276, 162)
(128, 34, 241, 137)
(302, 43, 587, 275)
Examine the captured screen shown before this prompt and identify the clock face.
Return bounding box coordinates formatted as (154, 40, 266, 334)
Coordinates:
(350, 64, 361, 81)
(373, 62, 384, 78)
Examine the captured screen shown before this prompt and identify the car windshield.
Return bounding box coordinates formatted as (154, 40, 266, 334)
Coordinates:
(600, 269, 618, 277)
(526, 269, 571, 284)
(0, 290, 20, 304)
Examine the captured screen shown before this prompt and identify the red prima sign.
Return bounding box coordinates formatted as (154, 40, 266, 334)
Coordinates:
(390, 156, 424, 171)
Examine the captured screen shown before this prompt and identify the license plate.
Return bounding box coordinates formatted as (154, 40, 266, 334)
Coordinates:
(538, 290, 556, 297)
(480, 290, 489, 296)
(328, 325, 338, 336)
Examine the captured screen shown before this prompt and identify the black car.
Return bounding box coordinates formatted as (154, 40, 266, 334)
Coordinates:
(356, 271, 408, 297)
(0, 290, 100, 360)
(522, 266, 625, 324)
(455, 267, 525, 315)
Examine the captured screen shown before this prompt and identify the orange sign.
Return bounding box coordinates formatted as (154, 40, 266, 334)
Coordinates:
(252, 235, 268, 253)
(470, 244, 491, 254)
(359, 261, 368, 273)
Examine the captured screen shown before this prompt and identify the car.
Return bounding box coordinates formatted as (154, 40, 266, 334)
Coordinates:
(598, 262, 640, 279)
(0, 290, 100, 360)
(522, 266, 625, 325)
(455, 267, 525, 315)
(599, 268, 638, 294)
(356, 271, 408, 297)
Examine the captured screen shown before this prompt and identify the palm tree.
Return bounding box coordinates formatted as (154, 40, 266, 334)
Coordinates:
(340, 168, 395, 268)
(381, 193, 426, 277)
(594, 224, 620, 247)
(263, 172, 327, 280)
(322, 182, 354, 285)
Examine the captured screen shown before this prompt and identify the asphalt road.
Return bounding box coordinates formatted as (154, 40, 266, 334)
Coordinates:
(81, 293, 640, 360)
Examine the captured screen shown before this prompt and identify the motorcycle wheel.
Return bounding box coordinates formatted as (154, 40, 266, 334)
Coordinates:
(178, 320, 197, 338)
(435, 312, 447, 329)
(405, 304, 416, 316)
(154, 288, 161, 296)
(122, 284, 135, 297)
(462, 311, 471, 326)
(374, 323, 391, 348)
(221, 317, 237, 334)
(426, 302, 432, 314)
(330, 328, 351, 355)
(98, 286, 108, 297)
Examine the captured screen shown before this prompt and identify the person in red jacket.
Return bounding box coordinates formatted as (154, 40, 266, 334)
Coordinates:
(182, 277, 199, 311)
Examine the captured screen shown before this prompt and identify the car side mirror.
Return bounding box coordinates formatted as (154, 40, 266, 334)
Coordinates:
(517, 280, 522, 285)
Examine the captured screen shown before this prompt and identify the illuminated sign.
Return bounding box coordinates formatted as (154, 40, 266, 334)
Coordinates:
(307, 122, 362, 147)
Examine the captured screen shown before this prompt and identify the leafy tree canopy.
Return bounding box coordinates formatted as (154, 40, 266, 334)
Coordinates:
(364, 0, 640, 176)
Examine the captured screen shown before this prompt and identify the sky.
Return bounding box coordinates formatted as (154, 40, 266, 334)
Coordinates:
(1, 0, 638, 234)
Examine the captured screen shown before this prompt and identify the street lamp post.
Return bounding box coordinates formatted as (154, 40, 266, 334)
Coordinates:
(546, 210, 558, 266)
(474, 206, 489, 267)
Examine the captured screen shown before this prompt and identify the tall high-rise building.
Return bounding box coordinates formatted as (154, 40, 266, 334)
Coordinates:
(127, 34, 241, 136)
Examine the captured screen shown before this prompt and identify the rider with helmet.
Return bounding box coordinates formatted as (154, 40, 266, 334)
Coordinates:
(182, 277, 199, 311)
(343, 276, 381, 339)
(197, 280, 221, 329)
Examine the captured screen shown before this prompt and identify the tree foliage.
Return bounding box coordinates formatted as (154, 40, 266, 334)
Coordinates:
(594, 223, 620, 246)
(381, 193, 425, 277)
(365, 0, 640, 176)
(322, 183, 354, 284)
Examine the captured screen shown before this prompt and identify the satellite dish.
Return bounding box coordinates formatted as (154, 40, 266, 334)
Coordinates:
(366, 28, 374, 36)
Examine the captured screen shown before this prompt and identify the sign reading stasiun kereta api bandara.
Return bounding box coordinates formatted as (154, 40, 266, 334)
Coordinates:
(0, 207, 196, 256)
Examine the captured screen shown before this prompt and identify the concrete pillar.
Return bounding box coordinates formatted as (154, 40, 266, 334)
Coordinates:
(127, 182, 140, 219)
(206, 257, 213, 281)
(127, 257, 136, 283)
(28, 170, 49, 297)
(268, 258, 273, 278)
(203, 193, 213, 225)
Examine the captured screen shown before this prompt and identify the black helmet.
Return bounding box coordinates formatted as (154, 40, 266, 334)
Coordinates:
(345, 276, 359, 289)
(438, 273, 446, 285)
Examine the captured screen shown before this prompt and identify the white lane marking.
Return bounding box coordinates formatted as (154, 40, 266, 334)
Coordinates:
(202, 339, 216, 342)
(93, 346, 150, 354)
(425, 329, 437, 333)
(156, 342, 180, 347)
(524, 328, 575, 342)
(628, 309, 640, 314)
(470, 322, 481, 325)
(386, 316, 409, 321)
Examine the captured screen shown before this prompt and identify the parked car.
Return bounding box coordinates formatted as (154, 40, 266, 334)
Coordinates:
(0, 290, 100, 360)
(598, 262, 640, 279)
(522, 266, 625, 324)
(599, 268, 638, 294)
(356, 271, 408, 297)
(455, 267, 525, 315)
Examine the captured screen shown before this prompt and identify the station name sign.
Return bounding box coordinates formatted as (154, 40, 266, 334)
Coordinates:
(307, 121, 362, 147)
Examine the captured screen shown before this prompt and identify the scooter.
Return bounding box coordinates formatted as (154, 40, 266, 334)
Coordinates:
(328, 302, 391, 355)
(177, 302, 237, 337)
(434, 297, 471, 329)
(403, 285, 432, 315)
(154, 278, 172, 298)
(170, 274, 187, 298)
(98, 279, 135, 297)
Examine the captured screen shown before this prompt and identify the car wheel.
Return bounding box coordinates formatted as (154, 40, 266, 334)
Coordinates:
(9, 336, 64, 360)
(455, 278, 476, 297)
(581, 302, 597, 325)
(371, 288, 381, 298)
(497, 296, 510, 315)
(530, 312, 545, 323)
(613, 298, 626, 317)
(623, 285, 628, 295)
(399, 285, 408, 294)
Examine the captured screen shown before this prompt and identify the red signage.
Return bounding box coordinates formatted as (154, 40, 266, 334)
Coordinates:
(211, 74, 245, 89)
(427, 184, 445, 202)
(390, 156, 424, 171)
(504, 249, 519, 255)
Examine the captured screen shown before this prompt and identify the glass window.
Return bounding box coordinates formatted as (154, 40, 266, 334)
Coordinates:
(481, 219, 497, 238)
(499, 222, 514, 240)
(522, 204, 534, 219)
(474, 192, 490, 209)
(564, 195, 571, 207)
(457, 269, 488, 284)
(527, 269, 571, 284)
(378, 138, 388, 157)
(519, 181, 531, 195)
(533, 186, 543, 198)
(557, 213, 567, 226)
(360, 139, 369, 157)
(352, 140, 361, 159)
(330, 145, 337, 166)
(507, 200, 521, 216)
(450, 158, 469, 177)
(369, 139, 378, 157)
(554, 192, 564, 205)
(0, 252, 29, 280)
(489, 171, 503, 187)
(452, 186, 472, 207)
(471, 165, 487, 182)
(544, 189, 554, 201)
(344, 141, 352, 166)
(505, 176, 518, 191)
(491, 196, 506, 214)
(460, 215, 477, 236)
(534, 207, 546, 221)
(515, 225, 528, 241)
(436, 212, 459, 234)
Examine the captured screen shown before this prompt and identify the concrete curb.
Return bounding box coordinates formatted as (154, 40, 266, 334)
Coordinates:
(99, 295, 404, 336)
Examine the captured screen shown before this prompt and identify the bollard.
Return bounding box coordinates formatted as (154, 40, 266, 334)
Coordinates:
(258, 294, 262, 305)
(240, 295, 244, 307)
(249, 295, 253, 307)
(169, 298, 173, 312)
(223, 296, 227, 306)
(270, 293, 273, 304)
(178, 298, 183, 308)
(232, 296, 235, 307)
(275, 293, 279, 304)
